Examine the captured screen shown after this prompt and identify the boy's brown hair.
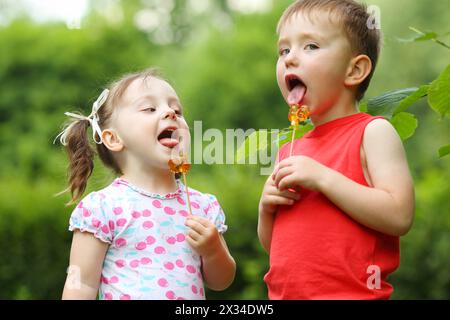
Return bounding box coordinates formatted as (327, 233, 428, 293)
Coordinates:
(277, 0, 381, 101)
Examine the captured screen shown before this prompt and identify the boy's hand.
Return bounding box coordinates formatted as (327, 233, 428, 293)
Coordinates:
(272, 156, 329, 192)
(259, 174, 300, 216)
(185, 215, 221, 258)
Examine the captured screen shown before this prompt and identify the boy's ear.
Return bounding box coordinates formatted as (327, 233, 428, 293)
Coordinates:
(101, 129, 124, 152)
(344, 54, 372, 87)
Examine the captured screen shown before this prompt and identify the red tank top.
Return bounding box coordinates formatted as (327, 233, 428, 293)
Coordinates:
(264, 113, 399, 299)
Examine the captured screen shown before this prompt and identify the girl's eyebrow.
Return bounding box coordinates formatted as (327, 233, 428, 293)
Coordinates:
(132, 95, 156, 105)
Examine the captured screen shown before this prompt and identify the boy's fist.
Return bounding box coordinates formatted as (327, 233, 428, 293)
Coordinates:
(259, 175, 300, 216)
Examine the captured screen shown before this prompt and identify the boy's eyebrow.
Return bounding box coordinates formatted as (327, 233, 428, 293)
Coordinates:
(278, 32, 324, 46)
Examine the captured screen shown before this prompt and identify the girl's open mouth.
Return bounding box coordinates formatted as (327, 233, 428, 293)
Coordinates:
(158, 127, 180, 148)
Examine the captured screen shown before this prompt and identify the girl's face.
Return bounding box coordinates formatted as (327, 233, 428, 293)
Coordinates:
(108, 76, 190, 171)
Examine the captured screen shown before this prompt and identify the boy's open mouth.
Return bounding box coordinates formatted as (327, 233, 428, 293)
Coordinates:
(285, 74, 307, 106)
(158, 126, 180, 148)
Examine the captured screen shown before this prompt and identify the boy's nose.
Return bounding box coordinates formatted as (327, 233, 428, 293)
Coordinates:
(284, 51, 299, 68)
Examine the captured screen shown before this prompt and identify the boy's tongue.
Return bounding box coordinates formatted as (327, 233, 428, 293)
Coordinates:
(287, 85, 306, 106)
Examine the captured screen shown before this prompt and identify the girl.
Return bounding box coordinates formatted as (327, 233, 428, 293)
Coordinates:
(58, 69, 236, 300)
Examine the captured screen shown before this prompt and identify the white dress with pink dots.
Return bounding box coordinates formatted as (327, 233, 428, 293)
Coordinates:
(68, 178, 227, 300)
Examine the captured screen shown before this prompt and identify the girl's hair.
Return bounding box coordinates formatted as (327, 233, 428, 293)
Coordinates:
(61, 68, 165, 204)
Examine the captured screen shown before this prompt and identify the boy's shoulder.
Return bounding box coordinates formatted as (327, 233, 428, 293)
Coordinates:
(362, 117, 404, 153)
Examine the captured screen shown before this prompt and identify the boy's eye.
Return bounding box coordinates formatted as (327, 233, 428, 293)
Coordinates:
(304, 43, 319, 50)
(279, 48, 290, 56)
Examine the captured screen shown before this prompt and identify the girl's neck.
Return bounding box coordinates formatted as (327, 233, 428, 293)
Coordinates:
(121, 167, 178, 195)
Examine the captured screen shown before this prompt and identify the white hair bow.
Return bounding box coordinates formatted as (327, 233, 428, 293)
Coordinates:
(55, 89, 109, 146)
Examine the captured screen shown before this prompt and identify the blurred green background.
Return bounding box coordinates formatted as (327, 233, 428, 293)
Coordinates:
(0, 0, 449, 299)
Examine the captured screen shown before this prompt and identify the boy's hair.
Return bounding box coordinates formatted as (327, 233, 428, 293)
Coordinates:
(277, 0, 381, 101)
(62, 68, 165, 204)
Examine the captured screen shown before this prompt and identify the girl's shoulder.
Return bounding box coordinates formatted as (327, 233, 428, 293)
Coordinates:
(182, 184, 221, 207)
(76, 179, 127, 210)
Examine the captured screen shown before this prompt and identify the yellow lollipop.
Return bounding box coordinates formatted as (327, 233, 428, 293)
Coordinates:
(288, 104, 310, 157)
(168, 151, 193, 216)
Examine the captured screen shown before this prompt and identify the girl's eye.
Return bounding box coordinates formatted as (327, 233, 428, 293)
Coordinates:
(143, 107, 156, 112)
(305, 43, 319, 50)
(175, 110, 183, 117)
(279, 48, 290, 56)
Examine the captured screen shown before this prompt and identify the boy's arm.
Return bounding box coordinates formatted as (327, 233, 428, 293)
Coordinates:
(258, 153, 300, 253)
(62, 231, 109, 299)
(274, 119, 415, 236)
(185, 216, 236, 291)
(258, 175, 299, 252)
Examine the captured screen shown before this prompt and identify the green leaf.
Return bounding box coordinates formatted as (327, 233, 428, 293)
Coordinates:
(276, 124, 313, 148)
(359, 101, 368, 112)
(393, 85, 429, 115)
(406, 27, 450, 50)
(235, 124, 314, 162)
(413, 32, 438, 42)
(428, 64, 450, 118)
(390, 112, 418, 140)
(235, 130, 271, 163)
(438, 144, 450, 158)
(367, 88, 419, 118)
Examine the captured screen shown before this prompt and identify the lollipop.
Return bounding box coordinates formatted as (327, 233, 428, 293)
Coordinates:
(168, 151, 193, 216)
(288, 104, 310, 157)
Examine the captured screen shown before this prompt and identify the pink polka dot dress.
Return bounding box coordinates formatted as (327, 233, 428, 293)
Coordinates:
(68, 178, 227, 300)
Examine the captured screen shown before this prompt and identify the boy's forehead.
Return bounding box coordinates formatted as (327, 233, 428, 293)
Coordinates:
(278, 10, 345, 41)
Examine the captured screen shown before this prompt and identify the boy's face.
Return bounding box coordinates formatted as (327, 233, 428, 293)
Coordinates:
(277, 11, 354, 116)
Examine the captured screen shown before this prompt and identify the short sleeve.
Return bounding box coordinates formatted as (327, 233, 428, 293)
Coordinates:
(203, 194, 228, 234)
(68, 192, 113, 244)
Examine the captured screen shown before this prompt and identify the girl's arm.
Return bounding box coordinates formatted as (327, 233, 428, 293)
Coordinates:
(62, 230, 109, 299)
(273, 119, 415, 236)
(185, 216, 236, 291)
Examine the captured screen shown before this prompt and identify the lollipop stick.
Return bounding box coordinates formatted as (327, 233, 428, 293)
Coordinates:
(289, 125, 296, 157)
(182, 172, 193, 216)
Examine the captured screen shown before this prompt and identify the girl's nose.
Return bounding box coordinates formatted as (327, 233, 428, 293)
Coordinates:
(163, 109, 177, 120)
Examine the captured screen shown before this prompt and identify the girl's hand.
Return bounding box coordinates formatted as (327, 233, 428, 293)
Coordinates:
(272, 156, 329, 192)
(185, 215, 221, 258)
(259, 174, 300, 216)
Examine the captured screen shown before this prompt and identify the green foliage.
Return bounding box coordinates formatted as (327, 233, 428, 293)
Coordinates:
(0, 0, 449, 300)
(390, 112, 418, 140)
(406, 27, 450, 50)
(366, 87, 420, 118)
(438, 144, 450, 158)
(428, 65, 450, 118)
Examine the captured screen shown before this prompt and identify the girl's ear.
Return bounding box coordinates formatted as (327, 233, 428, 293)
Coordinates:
(101, 129, 124, 152)
(344, 54, 372, 87)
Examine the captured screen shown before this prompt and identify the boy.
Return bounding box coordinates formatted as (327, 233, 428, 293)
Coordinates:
(258, 0, 415, 299)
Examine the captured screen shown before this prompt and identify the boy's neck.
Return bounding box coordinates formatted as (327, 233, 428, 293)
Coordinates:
(310, 92, 360, 127)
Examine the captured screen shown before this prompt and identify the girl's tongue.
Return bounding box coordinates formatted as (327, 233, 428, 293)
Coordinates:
(159, 138, 179, 148)
(287, 84, 306, 106)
